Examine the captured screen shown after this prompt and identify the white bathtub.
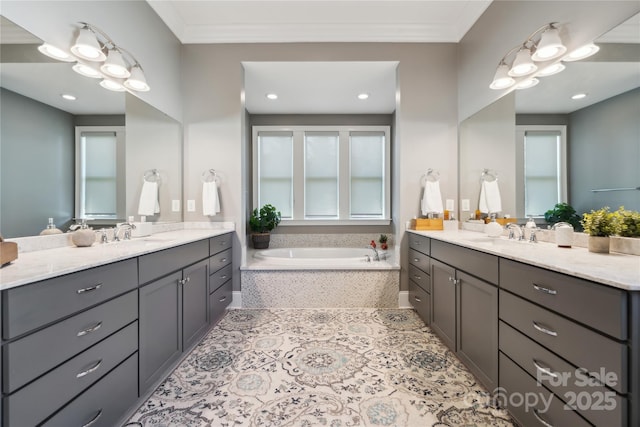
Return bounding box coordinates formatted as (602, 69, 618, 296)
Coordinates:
(253, 247, 386, 265)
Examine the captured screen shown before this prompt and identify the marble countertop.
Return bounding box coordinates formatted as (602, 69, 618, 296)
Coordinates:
(409, 229, 640, 291)
(0, 227, 234, 291)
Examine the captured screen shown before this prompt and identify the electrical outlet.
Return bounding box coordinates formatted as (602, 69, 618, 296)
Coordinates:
(187, 200, 196, 212)
(171, 200, 180, 212)
(461, 199, 470, 211)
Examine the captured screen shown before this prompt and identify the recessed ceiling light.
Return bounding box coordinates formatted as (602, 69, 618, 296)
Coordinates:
(266, 93, 278, 100)
(61, 94, 77, 101)
(572, 93, 587, 100)
(357, 93, 369, 100)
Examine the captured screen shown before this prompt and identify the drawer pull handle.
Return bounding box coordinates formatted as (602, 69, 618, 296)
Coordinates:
(81, 409, 103, 427)
(220, 275, 228, 280)
(76, 360, 102, 378)
(77, 322, 103, 337)
(76, 284, 102, 294)
(219, 295, 227, 302)
(220, 258, 227, 263)
(413, 258, 419, 263)
(532, 321, 558, 337)
(533, 359, 558, 379)
(414, 296, 422, 303)
(533, 284, 557, 295)
(533, 408, 554, 427)
(414, 275, 421, 280)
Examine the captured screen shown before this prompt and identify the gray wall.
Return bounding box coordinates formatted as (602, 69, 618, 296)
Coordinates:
(181, 43, 459, 292)
(569, 88, 640, 212)
(1, 88, 74, 237)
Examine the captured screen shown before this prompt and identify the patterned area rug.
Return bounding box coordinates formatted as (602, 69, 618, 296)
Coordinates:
(125, 309, 514, 426)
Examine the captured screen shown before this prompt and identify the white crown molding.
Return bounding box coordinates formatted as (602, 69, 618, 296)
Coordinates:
(146, 0, 188, 41)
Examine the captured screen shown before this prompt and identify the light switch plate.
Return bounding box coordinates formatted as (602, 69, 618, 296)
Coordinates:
(461, 199, 470, 211)
(172, 200, 181, 212)
(187, 200, 196, 212)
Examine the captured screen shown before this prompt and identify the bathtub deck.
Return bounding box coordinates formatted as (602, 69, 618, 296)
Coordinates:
(241, 270, 399, 308)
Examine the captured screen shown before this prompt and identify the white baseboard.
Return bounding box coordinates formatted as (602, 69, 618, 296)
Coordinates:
(398, 291, 411, 309)
(228, 291, 242, 309)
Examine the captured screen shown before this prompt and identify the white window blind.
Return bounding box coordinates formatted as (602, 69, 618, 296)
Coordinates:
(257, 132, 293, 218)
(79, 131, 117, 218)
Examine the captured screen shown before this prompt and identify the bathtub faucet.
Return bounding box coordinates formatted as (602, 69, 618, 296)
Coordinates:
(368, 244, 380, 261)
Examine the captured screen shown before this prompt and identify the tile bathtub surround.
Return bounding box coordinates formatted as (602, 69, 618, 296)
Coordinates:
(125, 308, 513, 427)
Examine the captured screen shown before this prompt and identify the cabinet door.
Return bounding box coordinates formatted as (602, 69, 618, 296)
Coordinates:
(139, 271, 182, 394)
(456, 271, 498, 391)
(182, 260, 209, 351)
(430, 259, 456, 351)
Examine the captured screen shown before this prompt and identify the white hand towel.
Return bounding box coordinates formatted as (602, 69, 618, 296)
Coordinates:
(138, 181, 160, 216)
(479, 180, 502, 214)
(202, 181, 220, 216)
(421, 180, 444, 215)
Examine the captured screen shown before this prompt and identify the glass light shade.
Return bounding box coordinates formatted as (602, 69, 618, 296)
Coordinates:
(563, 43, 600, 61)
(489, 63, 515, 90)
(537, 62, 566, 77)
(72, 62, 102, 79)
(70, 27, 106, 61)
(123, 65, 150, 92)
(515, 78, 539, 90)
(509, 48, 537, 76)
(532, 27, 566, 61)
(100, 49, 130, 78)
(37, 43, 75, 62)
(99, 78, 125, 92)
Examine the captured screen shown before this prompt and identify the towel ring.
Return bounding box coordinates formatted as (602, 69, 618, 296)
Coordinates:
(201, 169, 220, 183)
(143, 169, 161, 183)
(481, 169, 498, 182)
(421, 168, 440, 185)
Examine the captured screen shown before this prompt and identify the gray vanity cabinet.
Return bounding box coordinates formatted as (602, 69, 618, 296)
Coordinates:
(208, 233, 233, 325)
(428, 238, 499, 392)
(138, 241, 210, 395)
(408, 234, 431, 324)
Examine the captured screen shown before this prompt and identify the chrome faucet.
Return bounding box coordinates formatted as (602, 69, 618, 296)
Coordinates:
(528, 227, 538, 243)
(113, 222, 136, 241)
(369, 244, 380, 261)
(506, 223, 524, 241)
(100, 229, 109, 244)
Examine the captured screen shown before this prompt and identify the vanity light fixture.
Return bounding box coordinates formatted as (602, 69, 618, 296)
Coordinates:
(357, 93, 370, 100)
(490, 22, 568, 90)
(537, 62, 566, 77)
(515, 78, 539, 90)
(563, 43, 600, 61)
(39, 21, 150, 92)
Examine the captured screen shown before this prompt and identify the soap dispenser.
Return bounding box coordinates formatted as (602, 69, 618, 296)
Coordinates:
(70, 219, 96, 247)
(552, 222, 574, 248)
(484, 215, 503, 237)
(39, 218, 63, 235)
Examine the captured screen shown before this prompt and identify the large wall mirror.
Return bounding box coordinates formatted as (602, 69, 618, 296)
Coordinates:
(459, 12, 640, 223)
(0, 16, 182, 238)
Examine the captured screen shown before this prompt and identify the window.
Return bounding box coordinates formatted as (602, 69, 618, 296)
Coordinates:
(253, 126, 390, 224)
(516, 125, 567, 217)
(75, 126, 125, 219)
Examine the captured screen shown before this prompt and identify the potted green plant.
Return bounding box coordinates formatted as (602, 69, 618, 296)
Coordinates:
(544, 202, 582, 231)
(249, 204, 281, 249)
(379, 234, 388, 250)
(614, 206, 640, 238)
(581, 206, 618, 253)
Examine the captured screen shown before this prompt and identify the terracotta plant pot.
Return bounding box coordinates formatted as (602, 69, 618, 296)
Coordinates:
(252, 232, 271, 249)
(588, 236, 610, 254)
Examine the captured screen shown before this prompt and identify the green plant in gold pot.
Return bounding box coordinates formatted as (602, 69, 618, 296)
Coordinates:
(614, 206, 640, 238)
(581, 206, 618, 253)
(249, 204, 281, 249)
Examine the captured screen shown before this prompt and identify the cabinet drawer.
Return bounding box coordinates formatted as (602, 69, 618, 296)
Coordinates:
(408, 233, 430, 255)
(42, 352, 138, 427)
(210, 263, 233, 294)
(500, 352, 592, 427)
(210, 233, 232, 255)
(209, 248, 232, 274)
(3, 290, 138, 393)
(209, 279, 232, 325)
(431, 240, 498, 284)
(408, 249, 430, 276)
(500, 321, 626, 427)
(139, 239, 209, 284)
(2, 258, 137, 339)
(408, 279, 430, 325)
(500, 290, 627, 393)
(500, 258, 627, 340)
(408, 264, 430, 293)
(4, 321, 137, 427)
